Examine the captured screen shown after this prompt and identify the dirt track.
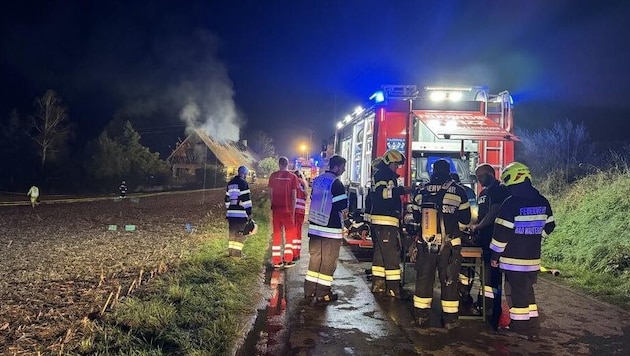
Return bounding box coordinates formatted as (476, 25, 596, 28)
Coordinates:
(0, 189, 229, 355)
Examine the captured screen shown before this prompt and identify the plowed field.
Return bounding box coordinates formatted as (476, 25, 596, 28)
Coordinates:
(0, 188, 240, 355)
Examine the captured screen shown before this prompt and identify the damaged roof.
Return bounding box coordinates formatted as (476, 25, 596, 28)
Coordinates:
(167, 129, 259, 168)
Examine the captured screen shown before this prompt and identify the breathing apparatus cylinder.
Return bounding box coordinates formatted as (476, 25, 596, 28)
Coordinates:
(421, 202, 441, 252)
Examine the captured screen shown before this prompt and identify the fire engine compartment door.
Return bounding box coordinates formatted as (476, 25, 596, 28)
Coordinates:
(412, 111, 519, 141)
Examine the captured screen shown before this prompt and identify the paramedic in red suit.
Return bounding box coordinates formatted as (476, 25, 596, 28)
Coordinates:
(293, 170, 309, 260)
(268, 156, 300, 268)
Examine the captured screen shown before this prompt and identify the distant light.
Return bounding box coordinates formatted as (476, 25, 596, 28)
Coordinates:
(370, 91, 385, 103)
(354, 106, 364, 116)
(336, 121, 343, 129)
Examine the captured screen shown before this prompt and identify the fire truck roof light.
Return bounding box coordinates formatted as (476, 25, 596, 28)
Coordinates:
(430, 90, 464, 101)
(425, 86, 473, 92)
(354, 106, 364, 115)
(336, 121, 343, 129)
(344, 115, 352, 123)
(370, 91, 385, 103)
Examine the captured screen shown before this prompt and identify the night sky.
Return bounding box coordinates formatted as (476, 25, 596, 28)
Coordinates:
(2, 0, 630, 158)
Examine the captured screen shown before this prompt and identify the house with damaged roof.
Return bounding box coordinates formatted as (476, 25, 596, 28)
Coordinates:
(166, 129, 258, 185)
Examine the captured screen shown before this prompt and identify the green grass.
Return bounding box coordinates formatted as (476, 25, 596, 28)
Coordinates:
(75, 198, 271, 355)
(542, 169, 630, 309)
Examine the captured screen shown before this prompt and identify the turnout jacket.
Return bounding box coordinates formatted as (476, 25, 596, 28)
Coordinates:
(476, 180, 510, 248)
(225, 175, 252, 219)
(411, 177, 471, 247)
(490, 182, 555, 272)
(371, 166, 405, 227)
(307, 171, 348, 239)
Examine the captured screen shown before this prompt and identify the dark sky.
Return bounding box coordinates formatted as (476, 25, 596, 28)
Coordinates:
(2, 0, 630, 157)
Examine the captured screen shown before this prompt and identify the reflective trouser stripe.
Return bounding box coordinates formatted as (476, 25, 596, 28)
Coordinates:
(385, 268, 401, 281)
(372, 266, 385, 278)
(442, 300, 459, 314)
(414, 295, 432, 309)
(228, 241, 244, 251)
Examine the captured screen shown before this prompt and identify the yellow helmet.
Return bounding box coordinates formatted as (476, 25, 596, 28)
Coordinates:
(383, 149, 406, 165)
(501, 162, 531, 186)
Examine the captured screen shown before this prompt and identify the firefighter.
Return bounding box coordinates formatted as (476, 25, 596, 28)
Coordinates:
(268, 156, 300, 268)
(27, 185, 40, 208)
(363, 157, 382, 224)
(491, 162, 555, 341)
(450, 172, 478, 307)
(370, 149, 412, 299)
(304, 155, 348, 305)
(469, 163, 511, 327)
(119, 180, 128, 199)
(412, 159, 471, 329)
(225, 166, 253, 258)
(293, 169, 309, 260)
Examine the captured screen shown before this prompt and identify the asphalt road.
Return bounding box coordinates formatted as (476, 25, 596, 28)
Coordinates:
(241, 234, 630, 356)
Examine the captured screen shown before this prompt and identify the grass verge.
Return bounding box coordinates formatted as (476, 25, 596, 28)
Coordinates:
(76, 197, 271, 355)
(542, 169, 630, 309)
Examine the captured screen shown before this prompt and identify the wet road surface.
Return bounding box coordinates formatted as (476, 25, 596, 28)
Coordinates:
(239, 236, 630, 355)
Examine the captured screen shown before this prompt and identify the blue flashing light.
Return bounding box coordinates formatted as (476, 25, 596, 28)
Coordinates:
(369, 91, 385, 103)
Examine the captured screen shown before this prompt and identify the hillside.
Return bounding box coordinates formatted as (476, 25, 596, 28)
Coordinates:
(542, 171, 630, 309)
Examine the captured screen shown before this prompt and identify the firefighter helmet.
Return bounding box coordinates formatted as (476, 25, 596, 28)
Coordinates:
(238, 165, 249, 176)
(371, 157, 383, 168)
(241, 219, 258, 236)
(501, 162, 531, 186)
(383, 149, 406, 165)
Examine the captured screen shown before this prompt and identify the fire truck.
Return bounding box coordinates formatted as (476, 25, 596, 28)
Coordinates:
(330, 85, 518, 247)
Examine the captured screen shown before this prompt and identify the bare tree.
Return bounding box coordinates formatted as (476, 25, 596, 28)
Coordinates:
(517, 119, 595, 182)
(247, 130, 275, 157)
(29, 90, 74, 169)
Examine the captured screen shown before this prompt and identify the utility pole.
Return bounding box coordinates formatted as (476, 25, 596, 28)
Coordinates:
(306, 128, 313, 163)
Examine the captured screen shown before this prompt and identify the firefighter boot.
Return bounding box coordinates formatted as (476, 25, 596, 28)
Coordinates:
(371, 279, 386, 293)
(386, 288, 413, 301)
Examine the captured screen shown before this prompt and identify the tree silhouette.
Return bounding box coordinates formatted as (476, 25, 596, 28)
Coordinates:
(29, 90, 74, 170)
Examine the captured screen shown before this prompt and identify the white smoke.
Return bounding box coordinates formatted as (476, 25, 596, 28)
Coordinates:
(174, 31, 242, 143)
(178, 67, 241, 142)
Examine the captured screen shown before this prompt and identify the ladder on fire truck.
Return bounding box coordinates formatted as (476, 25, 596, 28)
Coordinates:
(482, 91, 513, 176)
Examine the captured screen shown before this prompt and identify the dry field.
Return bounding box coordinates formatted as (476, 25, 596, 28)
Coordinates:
(0, 189, 232, 355)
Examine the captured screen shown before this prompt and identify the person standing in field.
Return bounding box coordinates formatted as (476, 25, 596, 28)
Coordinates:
(27, 185, 40, 208)
(268, 156, 299, 269)
(225, 166, 253, 258)
(119, 180, 128, 199)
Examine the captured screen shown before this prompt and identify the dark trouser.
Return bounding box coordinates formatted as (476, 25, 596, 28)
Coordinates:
(477, 257, 503, 328)
(227, 218, 247, 257)
(458, 258, 475, 299)
(304, 237, 342, 298)
(414, 243, 461, 324)
(371, 225, 402, 291)
(504, 270, 539, 337)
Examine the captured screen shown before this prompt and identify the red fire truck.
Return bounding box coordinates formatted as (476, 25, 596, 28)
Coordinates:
(330, 85, 518, 247)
